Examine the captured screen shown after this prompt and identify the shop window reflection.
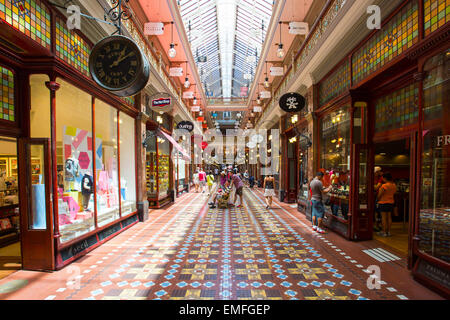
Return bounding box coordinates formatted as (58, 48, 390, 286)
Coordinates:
(319, 105, 351, 220)
(419, 49, 450, 263)
(119, 113, 137, 215)
(55, 79, 95, 243)
(95, 100, 120, 227)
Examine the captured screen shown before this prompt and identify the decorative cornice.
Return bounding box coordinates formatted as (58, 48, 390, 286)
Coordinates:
(407, 24, 450, 60)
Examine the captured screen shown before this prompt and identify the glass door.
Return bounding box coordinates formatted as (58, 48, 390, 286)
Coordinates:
(18, 138, 54, 271)
(351, 144, 373, 240)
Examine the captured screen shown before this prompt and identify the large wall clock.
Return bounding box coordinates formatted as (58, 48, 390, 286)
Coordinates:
(89, 35, 150, 97)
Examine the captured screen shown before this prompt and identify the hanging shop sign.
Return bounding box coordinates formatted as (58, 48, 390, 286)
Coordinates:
(149, 93, 173, 113)
(260, 91, 271, 99)
(197, 56, 207, 63)
(289, 22, 309, 35)
(211, 112, 218, 118)
(201, 141, 208, 150)
(144, 22, 164, 35)
(196, 116, 205, 122)
(89, 35, 150, 97)
(177, 121, 194, 132)
(253, 106, 262, 113)
(191, 106, 201, 112)
(169, 67, 183, 77)
(270, 66, 284, 76)
(183, 91, 194, 99)
(279, 92, 306, 113)
(202, 123, 208, 129)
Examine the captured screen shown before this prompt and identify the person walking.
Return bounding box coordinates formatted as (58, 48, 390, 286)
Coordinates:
(193, 169, 200, 193)
(231, 168, 244, 208)
(310, 172, 333, 234)
(199, 168, 207, 193)
(206, 171, 215, 195)
(263, 174, 275, 209)
(377, 172, 397, 237)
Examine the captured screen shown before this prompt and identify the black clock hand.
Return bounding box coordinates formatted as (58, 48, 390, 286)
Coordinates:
(110, 47, 127, 68)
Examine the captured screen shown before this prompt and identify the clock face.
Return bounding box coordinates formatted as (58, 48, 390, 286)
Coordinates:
(91, 38, 141, 90)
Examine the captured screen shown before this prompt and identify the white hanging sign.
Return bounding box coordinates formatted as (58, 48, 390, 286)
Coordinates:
(169, 67, 183, 77)
(260, 91, 271, 99)
(270, 66, 284, 76)
(191, 106, 201, 112)
(253, 106, 262, 113)
(144, 22, 164, 35)
(183, 91, 194, 99)
(289, 22, 309, 35)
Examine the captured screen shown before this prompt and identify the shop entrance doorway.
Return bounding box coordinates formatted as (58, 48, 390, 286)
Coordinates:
(0, 136, 21, 279)
(18, 138, 54, 271)
(373, 138, 412, 257)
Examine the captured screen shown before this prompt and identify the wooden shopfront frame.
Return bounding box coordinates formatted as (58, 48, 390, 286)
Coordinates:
(0, 0, 141, 270)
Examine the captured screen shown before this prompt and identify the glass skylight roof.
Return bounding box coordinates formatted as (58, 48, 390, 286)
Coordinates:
(179, 0, 273, 99)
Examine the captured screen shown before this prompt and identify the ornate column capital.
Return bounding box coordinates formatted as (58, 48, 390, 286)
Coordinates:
(45, 81, 60, 91)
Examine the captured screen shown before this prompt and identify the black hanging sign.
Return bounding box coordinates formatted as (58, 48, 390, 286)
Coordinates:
(177, 121, 194, 132)
(279, 92, 306, 113)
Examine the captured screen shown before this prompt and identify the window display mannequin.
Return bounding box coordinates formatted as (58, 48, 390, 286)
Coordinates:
(65, 157, 80, 191)
(81, 172, 93, 210)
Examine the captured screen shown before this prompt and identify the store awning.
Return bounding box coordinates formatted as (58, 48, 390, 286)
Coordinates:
(157, 129, 191, 161)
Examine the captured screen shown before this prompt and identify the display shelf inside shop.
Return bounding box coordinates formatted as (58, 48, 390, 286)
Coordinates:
(0, 204, 20, 248)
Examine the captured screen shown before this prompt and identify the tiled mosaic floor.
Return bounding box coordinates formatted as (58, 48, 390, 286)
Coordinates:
(0, 189, 442, 300)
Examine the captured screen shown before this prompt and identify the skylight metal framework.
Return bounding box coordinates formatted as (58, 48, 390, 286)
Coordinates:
(179, 0, 273, 99)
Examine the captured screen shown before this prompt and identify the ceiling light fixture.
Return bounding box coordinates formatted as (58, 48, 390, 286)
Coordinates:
(277, 22, 285, 59)
(264, 61, 270, 88)
(168, 22, 177, 58)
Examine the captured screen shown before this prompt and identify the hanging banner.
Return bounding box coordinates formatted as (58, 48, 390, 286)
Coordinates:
(240, 86, 248, 97)
(270, 66, 284, 76)
(149, 93, 173, 113)
(183, 91, 194, 99)
(260, 91, 271, 99)
(144, 22, 164, 35)
(279, 92, 306, 113)
(169, 67, 183, 77)
(289, 22, 309, 35)
(176, 121, 194, 132)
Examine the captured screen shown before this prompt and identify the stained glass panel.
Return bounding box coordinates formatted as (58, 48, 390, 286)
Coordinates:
(121, 95, 135, 107)
(352, 0, 419, 84)
(319, 60, 350, 106)
(0, 0, 51, 49)
(0, 65, 14, 122)
(375, 83, 419, 134)
(55, 17, 90, 76)
(424, 0, 450, 36)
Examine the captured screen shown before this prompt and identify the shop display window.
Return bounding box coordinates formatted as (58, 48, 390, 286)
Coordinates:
(319, 105, 351, 220)
(146, 135, 157, 197)
(419, 49, 450, 263)
(95, 100, 120, 227)
(158, 137, 170, 198)
(119, 112, 137, 215)
(55, 79, 95, 244)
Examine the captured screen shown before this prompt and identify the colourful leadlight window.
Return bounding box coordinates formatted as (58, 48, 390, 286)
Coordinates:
(352, 0, 419, 84)
(319, 60, 350, 106)
(0, 0, 51, 49)
(374, 83, 419, 134)
(424, 0, 450, 36)
(121, 95, 135, 107)
(0, 66, 14, 122)
(55, 17, 90, 76)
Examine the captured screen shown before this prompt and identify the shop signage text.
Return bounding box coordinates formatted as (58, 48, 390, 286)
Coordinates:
(144, 22, 164, 35)
(279, 92, 306, 113)
(177, 121, 194, 132)
(289, 22, 309, 35)
(437, 135, 450, 147)
(152, 98, 171, 108)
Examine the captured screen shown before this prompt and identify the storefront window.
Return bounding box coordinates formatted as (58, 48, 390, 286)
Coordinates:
(146, 134, 157, 197)
(55, 79, 95, 244)
(158, 137, 170, 198)
(419, 49, 450, 263)
(95, 100, 120, 227)
(319, 105, 351, 220)
(119, 112, 136, 215)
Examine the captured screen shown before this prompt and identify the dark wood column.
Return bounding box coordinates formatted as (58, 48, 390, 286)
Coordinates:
(136, 109, 149, 221)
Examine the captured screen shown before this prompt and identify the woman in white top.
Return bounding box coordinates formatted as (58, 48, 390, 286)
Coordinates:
(193, 169, 200, 193)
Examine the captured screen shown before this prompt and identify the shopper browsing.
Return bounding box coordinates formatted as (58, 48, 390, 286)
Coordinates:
(206, 171, 215, 195)
(377, 172, 397, 237)
(231, 168, 244, 208)
(310, 172, 333, 234)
